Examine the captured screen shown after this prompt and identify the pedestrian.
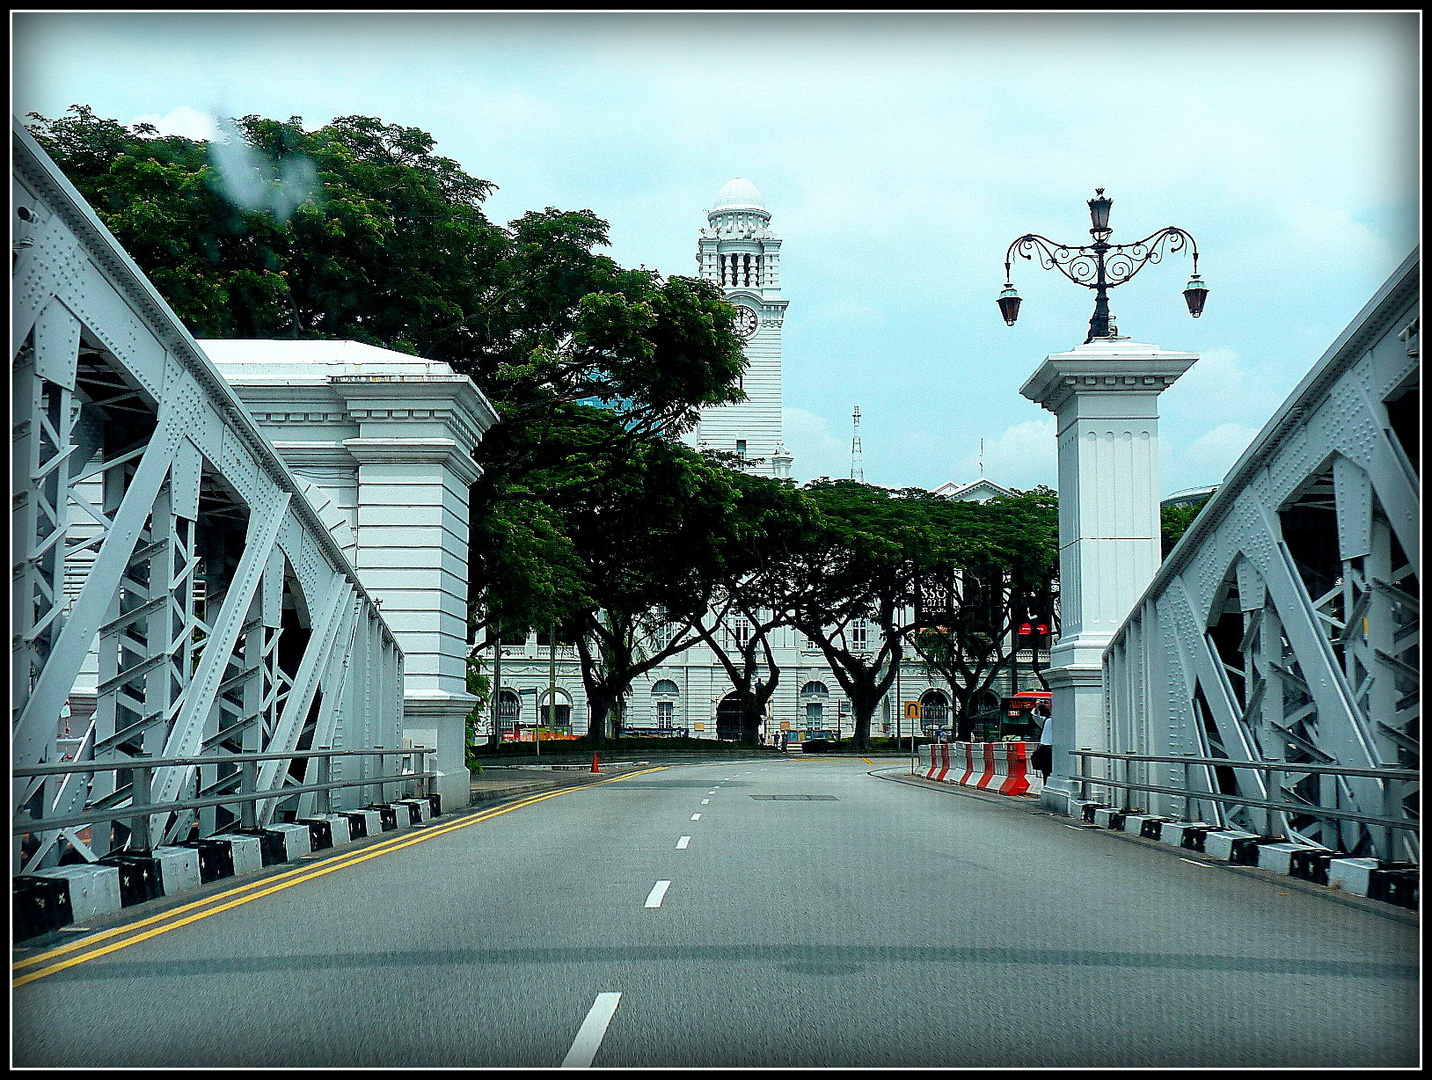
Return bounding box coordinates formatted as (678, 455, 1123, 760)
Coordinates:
(1032, 705, 1053, 781)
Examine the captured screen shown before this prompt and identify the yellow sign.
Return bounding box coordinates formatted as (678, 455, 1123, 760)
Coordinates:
(904, 702, 921, 719)
(779, 721, 791, 731)
(693, 722, 705, 731)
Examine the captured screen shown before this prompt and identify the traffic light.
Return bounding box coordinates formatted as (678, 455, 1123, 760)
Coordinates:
(1017, 620, 1049, 650)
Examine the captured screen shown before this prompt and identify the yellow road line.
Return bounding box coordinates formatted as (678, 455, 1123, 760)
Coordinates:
(861, 757, 873, 764)
(13, 767, 666, 988)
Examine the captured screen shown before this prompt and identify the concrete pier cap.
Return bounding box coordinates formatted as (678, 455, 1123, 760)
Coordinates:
(1019, 337, 1198, 812)
(203, 339, 499, 810)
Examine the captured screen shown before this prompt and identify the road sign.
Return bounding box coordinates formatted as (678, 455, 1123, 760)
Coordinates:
(904, 701, 921, 719)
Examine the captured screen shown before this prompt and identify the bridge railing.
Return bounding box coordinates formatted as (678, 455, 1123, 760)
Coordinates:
(1069, 749, 1418, 859)
(1100, 251, 1419, 865)
(12, 748, 435, 851)
(12, 118, 407, 873)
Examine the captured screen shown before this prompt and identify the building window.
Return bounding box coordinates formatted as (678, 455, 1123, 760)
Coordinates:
(727, 617, 752, 651)
(850, 619, 868, 653)
(735, 439, 747, 460)
(657, 701, 674, 728)
(805, 702, 823, 729)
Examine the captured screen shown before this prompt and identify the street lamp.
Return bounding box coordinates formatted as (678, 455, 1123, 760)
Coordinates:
(999, 189, 1207, 343)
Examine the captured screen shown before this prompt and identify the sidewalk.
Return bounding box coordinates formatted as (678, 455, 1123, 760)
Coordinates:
(468, 760, 655, 805)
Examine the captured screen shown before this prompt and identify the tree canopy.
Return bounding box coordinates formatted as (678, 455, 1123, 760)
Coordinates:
(27, 106, 751, 728)
(29, 106, 1063, 752)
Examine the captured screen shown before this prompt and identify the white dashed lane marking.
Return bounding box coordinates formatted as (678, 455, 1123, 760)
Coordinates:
(645, 880, 672, 908)
(676, 836, 690, 849)
(562, 992, 622, 1068)
(691, 813, 701, 820)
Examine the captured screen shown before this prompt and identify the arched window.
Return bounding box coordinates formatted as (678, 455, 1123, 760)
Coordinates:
(800, 681, 829, 697)
(540, 689, 572, 729)
(919, 689, 949, 724)
(497, 689, 521, 737)
(652, 679, 679, 730)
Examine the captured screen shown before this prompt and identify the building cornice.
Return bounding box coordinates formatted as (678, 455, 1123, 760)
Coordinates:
(1019, 339, 1198, 413)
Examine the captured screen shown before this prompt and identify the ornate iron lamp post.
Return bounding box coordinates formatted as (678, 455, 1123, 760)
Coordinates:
(998, 189, 1207, 343)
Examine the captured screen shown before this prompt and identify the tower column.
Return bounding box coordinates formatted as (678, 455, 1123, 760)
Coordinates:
(1020, 338, 1197, 811)
(695, 178, 790, 477)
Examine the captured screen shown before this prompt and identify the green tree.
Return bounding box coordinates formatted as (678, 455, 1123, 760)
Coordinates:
(28, 107, 751, 727)
(1161, 493, 1213, 558)
(690, 466, 819, 744)
(483, 410, 746, 744)
(775, 480, 963, 751)
(906, 487, 1059, 738)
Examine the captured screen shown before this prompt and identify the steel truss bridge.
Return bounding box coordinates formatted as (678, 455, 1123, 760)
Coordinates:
(12, 119, 406, 874)
(1101, 251, 1419, 864)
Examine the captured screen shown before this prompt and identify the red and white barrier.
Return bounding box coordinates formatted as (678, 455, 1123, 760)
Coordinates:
(915, 742, 1042, 797)
(958, 743, 978, 786)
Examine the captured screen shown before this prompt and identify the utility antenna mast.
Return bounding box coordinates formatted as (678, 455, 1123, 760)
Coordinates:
(851, 405, 865, 482)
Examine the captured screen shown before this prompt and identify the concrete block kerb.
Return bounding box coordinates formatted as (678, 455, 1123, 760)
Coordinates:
(202, 339, 499, 812)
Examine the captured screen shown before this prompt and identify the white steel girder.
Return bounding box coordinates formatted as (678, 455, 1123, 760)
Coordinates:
(1103, 253, 1419, 863)
(12, 118, 404, 873)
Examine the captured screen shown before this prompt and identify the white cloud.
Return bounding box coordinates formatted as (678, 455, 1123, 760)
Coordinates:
(1164, 422, 1260, 493)
(783, 407, 849, 483)
(949, 417, 1057, 491)
(1160, 348, 1285, 429)
(127, 105, 219, 141)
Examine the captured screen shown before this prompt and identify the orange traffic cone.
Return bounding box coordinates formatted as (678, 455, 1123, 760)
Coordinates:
(591, 752, 600, 773)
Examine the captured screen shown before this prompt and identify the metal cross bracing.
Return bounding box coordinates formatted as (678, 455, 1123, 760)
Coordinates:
(12, 118, 406, 875)
(1102, 251, 1419, 865)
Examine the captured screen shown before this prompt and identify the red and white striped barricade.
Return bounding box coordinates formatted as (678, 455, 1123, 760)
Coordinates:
(998, 742, 1032, 796)
(935, 742, 952, 782)
(975, 743, 998, 789)
(958, 742, 978, 785)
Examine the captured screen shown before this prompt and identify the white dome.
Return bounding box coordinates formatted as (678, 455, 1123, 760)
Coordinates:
(712, 177, 765, 211)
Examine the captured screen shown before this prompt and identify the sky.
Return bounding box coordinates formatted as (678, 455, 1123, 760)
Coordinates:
(12, 11, 1420, 495)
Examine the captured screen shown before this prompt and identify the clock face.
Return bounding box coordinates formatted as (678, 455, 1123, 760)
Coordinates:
(735, 306, 760, 339)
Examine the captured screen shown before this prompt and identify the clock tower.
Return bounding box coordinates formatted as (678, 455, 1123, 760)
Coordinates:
(696, 178, 792, 477)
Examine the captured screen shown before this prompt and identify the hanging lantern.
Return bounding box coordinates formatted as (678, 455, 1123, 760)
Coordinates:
(1087, 188, 1112, 234)
(1183, 272, 1209, 318)
(997, 283, 1022, 326)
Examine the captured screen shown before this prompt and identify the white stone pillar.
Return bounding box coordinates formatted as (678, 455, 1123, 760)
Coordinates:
(337, 381, 487, 812)
(1019, 338, 1197, 811)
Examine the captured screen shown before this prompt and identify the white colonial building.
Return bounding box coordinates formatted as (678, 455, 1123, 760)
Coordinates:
(490, 181, 1042, 744)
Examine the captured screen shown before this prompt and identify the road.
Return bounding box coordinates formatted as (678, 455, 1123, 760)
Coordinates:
(12, 756, 1419, 1067)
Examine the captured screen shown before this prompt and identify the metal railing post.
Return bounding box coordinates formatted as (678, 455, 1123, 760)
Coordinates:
(1182, 753, 1194, 821)
(1077, 748, 1090, 801)
(316, 749, 332, 815)
(240, 757, 258, 830)
(1260, 757, 1277, 836)
(129, 754, 152, 852)
(1379, 763, 1400, 863)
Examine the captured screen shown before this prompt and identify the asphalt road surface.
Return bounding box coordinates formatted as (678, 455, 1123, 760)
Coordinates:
(12, 757, 1419, 1068)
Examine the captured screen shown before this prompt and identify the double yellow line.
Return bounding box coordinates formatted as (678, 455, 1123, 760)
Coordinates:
(13, 766, 667, 988)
